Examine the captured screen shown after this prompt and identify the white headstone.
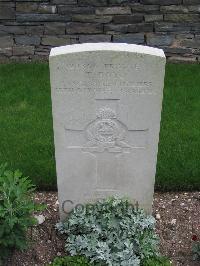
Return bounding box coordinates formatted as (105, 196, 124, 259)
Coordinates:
(49, 43, 166, 220)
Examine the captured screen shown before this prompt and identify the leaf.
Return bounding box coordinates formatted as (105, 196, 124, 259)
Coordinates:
(57, 197, 161, 265)
(0, 164, 43, 261)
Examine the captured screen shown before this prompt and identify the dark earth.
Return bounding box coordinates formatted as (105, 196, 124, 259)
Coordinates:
(6, 192, 200, 266)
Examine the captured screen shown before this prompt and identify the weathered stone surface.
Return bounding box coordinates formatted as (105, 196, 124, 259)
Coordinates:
(183, 0, 199, 4)
(36, 45, 51, 53)
(13, 45, 34, 56)
(16, 3, 38, 13)
(146, 33, 174, 46)
(0, 3, 15, 20)
(39, 5, 57, 14)
(33, 56, 48, 62)
(16, 14, 71, 22)
(113, 15, 143, 24)
(0, 25, 26, 36)
(163, 46, 192, 54)
(15, 0, 49, 1)
(15, 35, 41, 46)
(104, 24, 128, 33)
(191, 46, 200, 55)
(160, 5, 189, 13)
(0, 55, 10, 63)
(155, 22, 191, 33)
(26, 25, 44, 35)
(11, 56, 31, 61)
(35, 51, 49, 57)
(35, 46, 50, 53)
(96, 6, 131, 15)
(34, 46, 51, 59)
(79, 34, 111, 42)
(66, 22, 103, 34)
(78, 0, 107, 6)
(42, 36, 78, 46)
(167, 55, 197, 63)
(44, 23, 66, 35)
(72, 15, 112, 23)
(49, 43, 166, 220)
(131, 4, 159, 13)
(145, 15, 163, 22)
(164, 14, 200, 22)
(128, 23, 153, 33)
(58, 6, 95, 15)
(113, 33, 144, 44)
(188, 6, 200, 13)
(5, 21, 42, 26)
(108, 0, 126, 3)
(109, 0, 139, 4)
(0, 36, 13, 48)
(191, 23, 200, 32)
(175, 33, 194, 39)
(51, 0, 77, 4)
(0, 47, 12, 57)
(141, 0, 181, 4)
(179, 38, 200, 49)
(16, 3, 57, 14)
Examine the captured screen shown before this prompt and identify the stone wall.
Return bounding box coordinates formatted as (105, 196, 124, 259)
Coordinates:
(0, 0, 200, 62)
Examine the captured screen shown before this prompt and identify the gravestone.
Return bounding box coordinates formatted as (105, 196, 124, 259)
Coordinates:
(49, 43, 166, 220)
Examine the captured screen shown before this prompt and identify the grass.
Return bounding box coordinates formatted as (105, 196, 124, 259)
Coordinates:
(0, 63, 199, 191)
(0, 63, 55, 189)
(156, 63, 200, 191)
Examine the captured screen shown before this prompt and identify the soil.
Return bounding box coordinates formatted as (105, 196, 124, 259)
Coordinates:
(6, 191, 200, 266)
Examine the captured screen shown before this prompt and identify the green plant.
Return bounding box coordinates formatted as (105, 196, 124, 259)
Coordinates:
(143, 256, 171, 266)
(192, 235, 200, 261)
(49, 255, 94, 266)
(192, 242, 200, 261)
(56, 197, 160, 266)
(0, 164, 43, 262)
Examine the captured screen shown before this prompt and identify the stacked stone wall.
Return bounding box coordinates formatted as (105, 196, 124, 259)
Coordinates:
(1, 0, 200, 62)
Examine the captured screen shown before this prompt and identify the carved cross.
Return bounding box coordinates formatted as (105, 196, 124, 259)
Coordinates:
(65, 103, 148, 192)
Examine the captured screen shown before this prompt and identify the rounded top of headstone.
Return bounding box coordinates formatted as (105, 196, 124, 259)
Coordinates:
(50, 43, 165, 59)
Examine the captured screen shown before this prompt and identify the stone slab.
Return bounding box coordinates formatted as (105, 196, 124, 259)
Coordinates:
(49, 43, 166, 220)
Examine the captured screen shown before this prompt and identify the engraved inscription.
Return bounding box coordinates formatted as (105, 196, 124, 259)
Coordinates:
(62, 63, 140, 72)
(83, 107, 131, 153)
(55, 62, 153, 95)
(55, 84, 154, 95)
